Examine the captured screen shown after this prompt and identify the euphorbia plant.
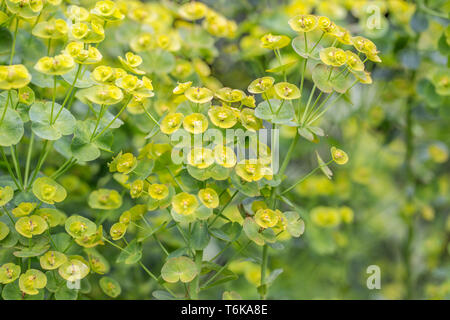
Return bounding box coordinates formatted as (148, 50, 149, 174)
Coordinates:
(0, 0, 379, 300)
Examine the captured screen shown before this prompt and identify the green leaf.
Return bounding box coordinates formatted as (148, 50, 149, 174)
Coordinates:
(191, 221, 210, 250)
(210, 222, 241, 242)
(0, 221, 9, 241)
(116, 240, 142, 265)
(13, 243, 50, 258)
(62, 67, 94, 88)
(55, 284, 78, 300)
(29, 68, 54, 88)
(292, 36, 321, 60)
(316, 151, 333, 179)
(0, 105, 24, 147)
(230, 171, 260, 197)
(99, 276, 121, 298)
(161, 256, 198, 283)
(298, 127, 315, 142)
(312, 64, 333, 93)
(152, 290, 177, 300)
(266, 60, 297, 73)
(285, 211, 305, 237)
(255, 99, 295, 124)
(29, 101, 76, 140)
(243, 217, 264, 246)
(2, 281, 44, 300)
(266, 268, 283, 286)
(71, 120, 113, 162)
(140, 49, 175, 75)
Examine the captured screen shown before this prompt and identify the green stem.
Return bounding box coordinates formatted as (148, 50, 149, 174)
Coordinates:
(27, 140, 51, 190)
(53, 64, 82, 124)
(90, 104, 106, 142)
(0, 148, 20, 190)
(10, 146, 23, 189)
(142, 102, 160, 127)
(210, 190, 239, 227)
(281, 160, 334, 195)
(191, 250, 203, 300)
(259, 244, 268, 299)
(93, 95, 131, 140)
(0, 90, 11, 124)
(301, 85, 316, 125)
(50, 76, 57, 123)
(47, 37, 52, 56)
(23, 132, 35, 188)
(201, 241, 251, 290)
(9, 17, 19, 65)
(2, 206, 15, 225)
(309, 32, 324, 54)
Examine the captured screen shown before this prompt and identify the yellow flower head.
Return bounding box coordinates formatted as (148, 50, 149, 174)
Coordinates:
(0, 64, 31, 90)
(91, 65, 115, 83)
(32, 19, 68, 39)
(32, 177, 67, 204)
(183, 113, 209, 134)
(241, 95, 256, 108)
(110, 222, 127, 240)
(311, 206, 340, 228)
(184, 86, 214, 104)
(235, 159, 264, 182)
(352, 36, 380, 58)
(65, 42, 103, 65)
(173, 81, 193, 94)
(130, 179, 144, 199)
(178, 1, 207, 20)
(320, 47, 347, 67)
(130, 33, 155, 52)
(188, 147, 214, 169)
(255, 208, 279, 228)
(215, 87, 246, 103)
(109, 152, 137, 174)
(240, 108, 263, 132)
(91, 0, 125, 21)
(6, 0, 43, 19)
(260, 33, 290, 49)
(58, 258, 90, 282)
(288, 15, 318, 33)
(118, 52, 145, 75)
(274, 82, 301, 100)
(0, 186, 13, 206)
(148, 184, 169, 200)
(248, 77, 275, 94)
(336, 26, 352, 45)
(40, 251, 67, 270)
(161, 113, 184, 134)
(19, 269, 47, 295)
(331, 146, 348, 165)
(67, 5, 90, 22)
(12, 202, 36, 217)
(15, 215, 48, 238)
(34, 54, 75, 75)
(18, 86, 35, 105)
(172, 192, 198, 215)
(208, 106, 238, 128)
(84, 84, 124, 105)
(198, 188, 219, 209)
(213, 145, 237, 168)
(345, 51, 364, 71)
(0, 263, 21, 284)
(339, 206, 354, 223)
(318, 16, 340, 35)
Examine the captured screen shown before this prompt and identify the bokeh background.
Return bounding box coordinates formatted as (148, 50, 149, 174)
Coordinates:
(0, 0, 449, 300)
